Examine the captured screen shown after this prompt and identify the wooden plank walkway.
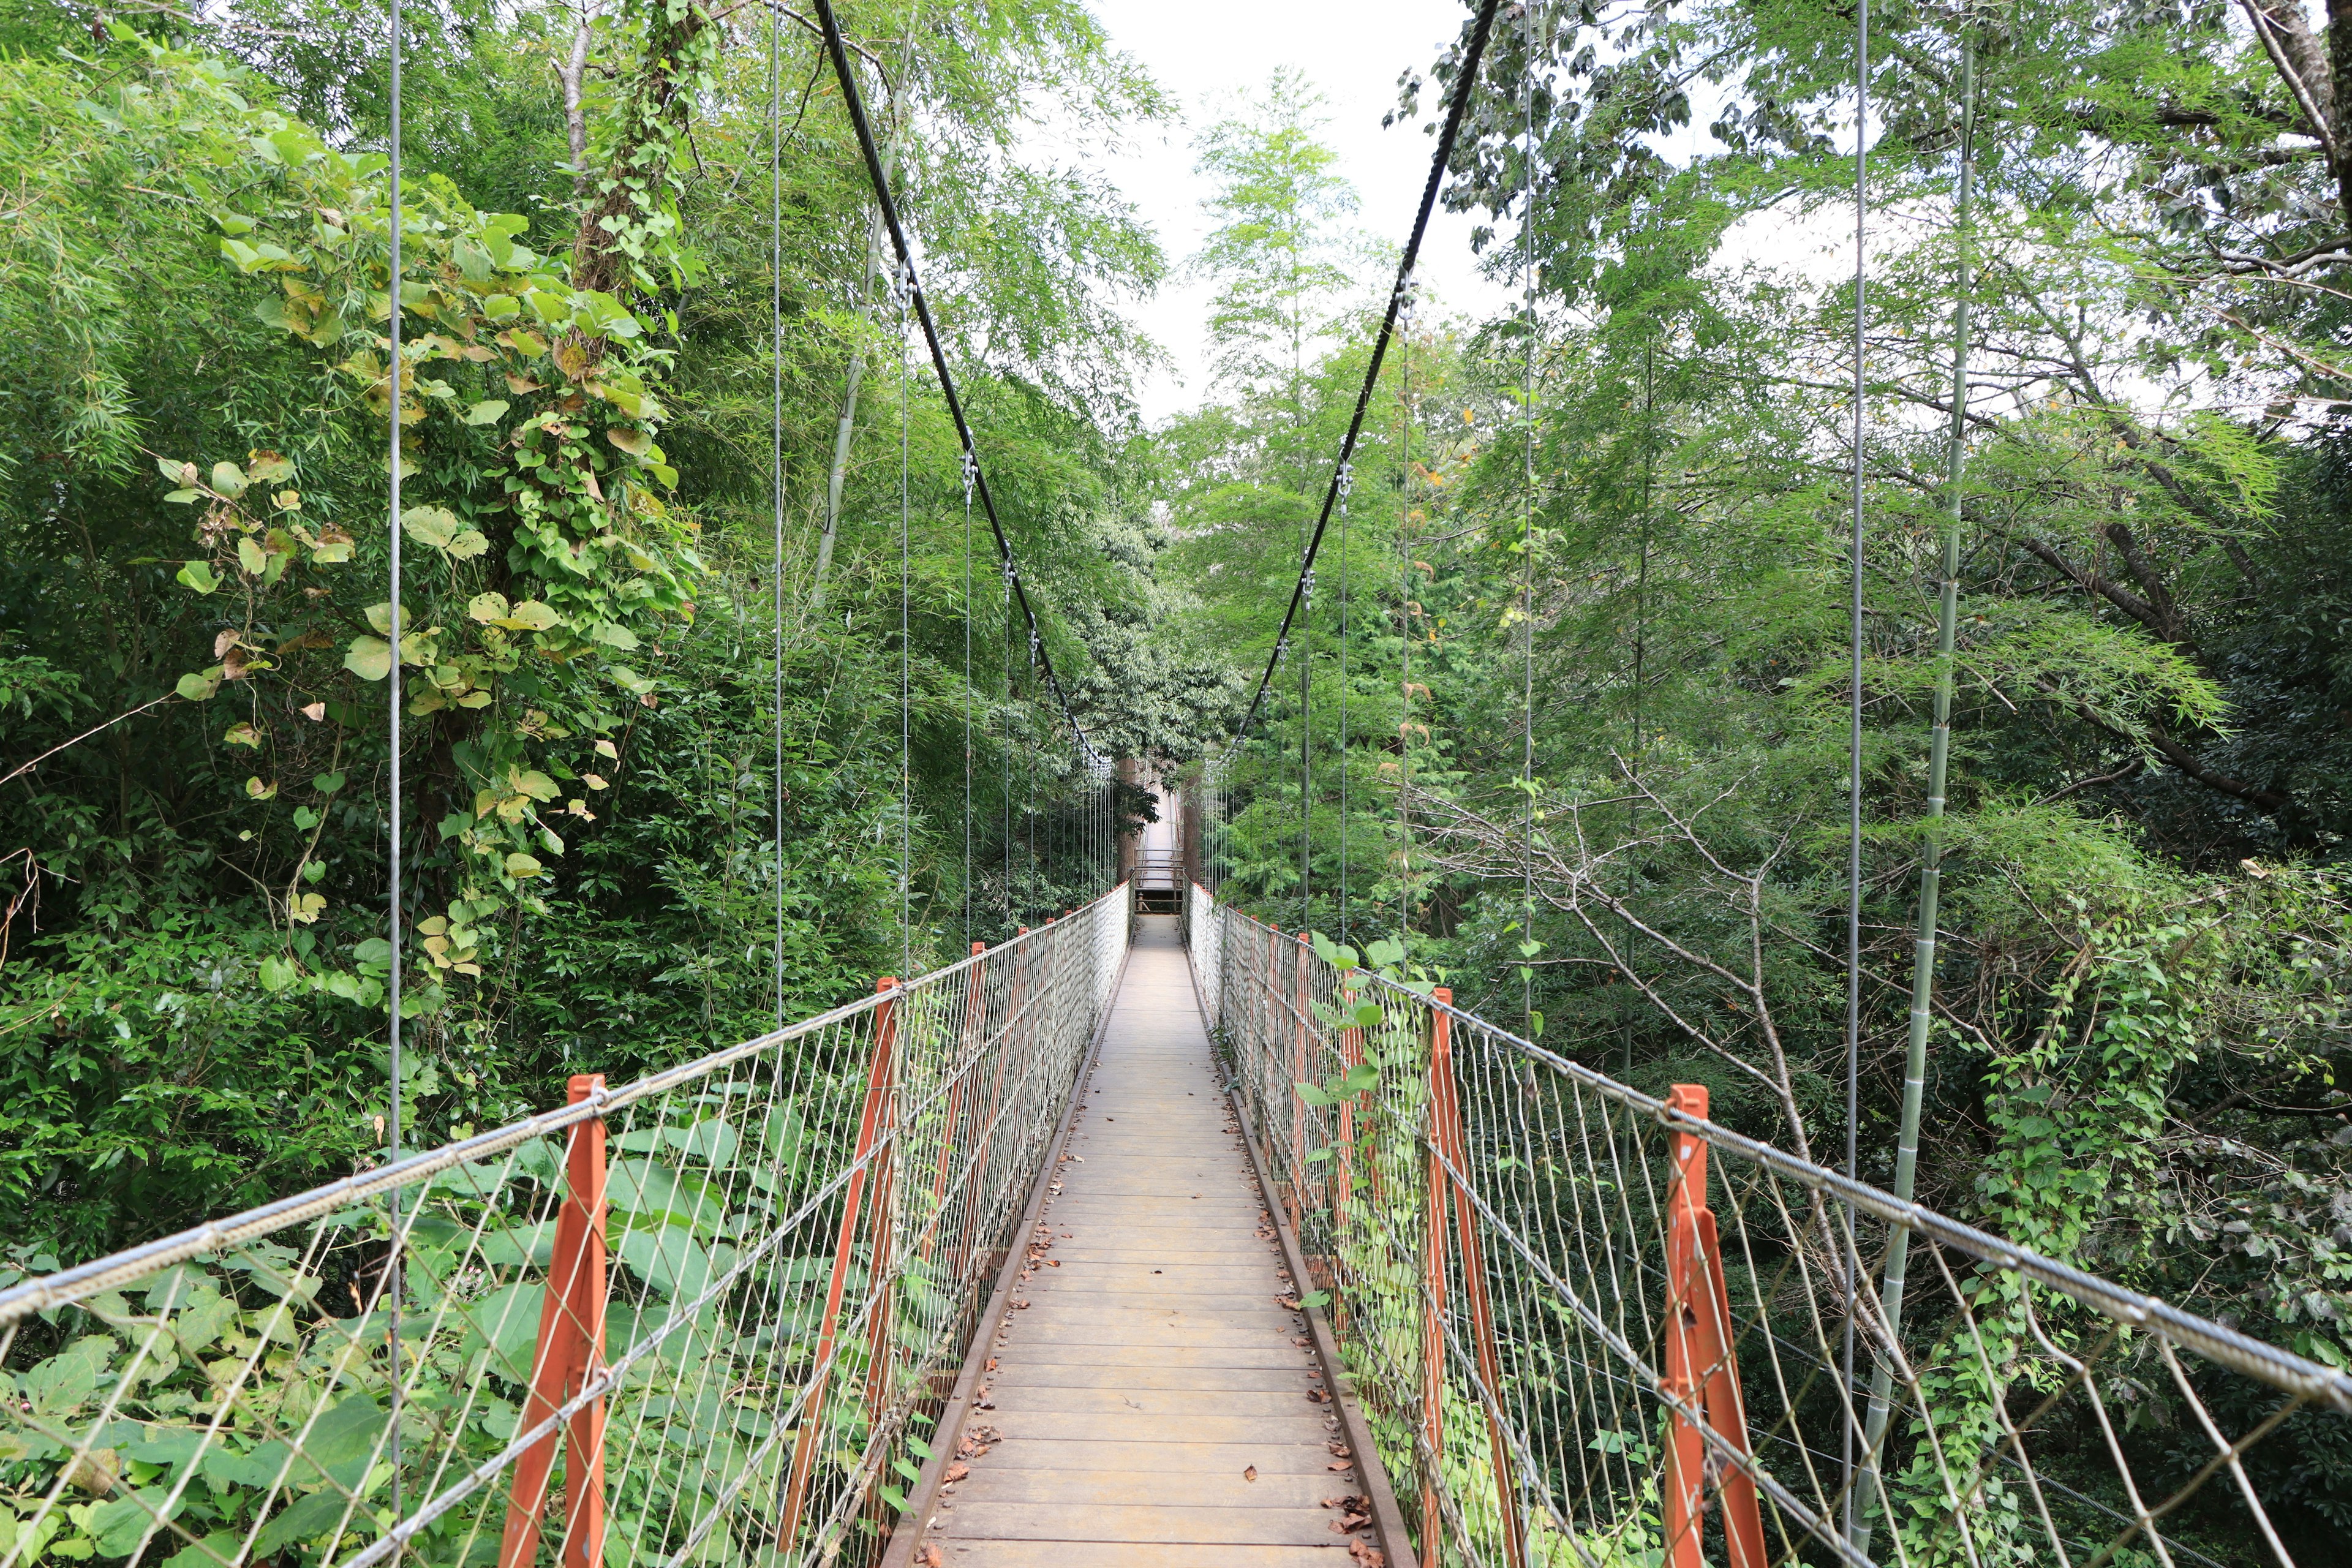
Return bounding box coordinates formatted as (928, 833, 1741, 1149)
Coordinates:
(914, 914, 1378, 1567)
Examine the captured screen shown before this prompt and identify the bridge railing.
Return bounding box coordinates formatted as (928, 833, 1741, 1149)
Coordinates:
(0, 885, 1129, 1568)
(1189, 884, 2351, 1568)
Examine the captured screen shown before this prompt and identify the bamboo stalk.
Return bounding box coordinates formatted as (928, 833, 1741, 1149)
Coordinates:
(1852, 33, 1975, 1556)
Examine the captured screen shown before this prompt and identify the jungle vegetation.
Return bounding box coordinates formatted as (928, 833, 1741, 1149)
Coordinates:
(0, 0, 2348, 1546)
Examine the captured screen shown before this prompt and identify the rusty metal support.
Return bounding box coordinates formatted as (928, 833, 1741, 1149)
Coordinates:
(921, 943, 988, 1270)
(1661, 1083, 1767, 1568)
(1428, 989, 1526, 1567)
(1419, 995, 1449, 1568)
(1289, 932, 1313, 1223)
(499, 1074, 608, 1568)
(780, 979, 900, 1543)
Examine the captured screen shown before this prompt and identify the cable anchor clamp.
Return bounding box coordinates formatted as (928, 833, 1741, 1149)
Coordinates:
(960, 447, 979, 502)
(1394, 271, 1420, 325)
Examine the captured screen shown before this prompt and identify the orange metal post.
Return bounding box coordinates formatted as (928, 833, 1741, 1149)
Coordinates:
(921, 942, 988, 1270)
(498, 1074, 608, 1568)
(1289, 932, 1313, 1222)
(1263, 924, 1283, 1142)
(1660, 1084, 1767, 1568)
(1428, 990, 1526, 1567)
(780, 981, 900, 1545)
(960, 940, 1022, 1273)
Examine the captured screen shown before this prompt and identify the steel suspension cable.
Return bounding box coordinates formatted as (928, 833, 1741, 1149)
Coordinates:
(812, 0, 1102, 769)
(1232, 0, 1504, 746)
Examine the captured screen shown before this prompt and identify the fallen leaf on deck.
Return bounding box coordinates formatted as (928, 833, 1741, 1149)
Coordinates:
(943, 1463, 970, 1483)
(1243, 1466, 1257, 1482)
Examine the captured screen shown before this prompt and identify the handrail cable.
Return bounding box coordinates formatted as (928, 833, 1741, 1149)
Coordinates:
(1231, 0, 1504, 744)
(810, 0, 1103, 764)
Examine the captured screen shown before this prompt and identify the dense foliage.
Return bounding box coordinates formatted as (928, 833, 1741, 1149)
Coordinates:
(0, 0, 1199, 1261)
(6, 0, 2352, 1555)
(1175, 4, 2352, 1551)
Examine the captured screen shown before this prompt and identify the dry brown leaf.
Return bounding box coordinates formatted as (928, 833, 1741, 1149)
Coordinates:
(1242, 1466, 1257, 1482)
(918, 1547, 944, 1568)
(943, 1463, 970, 1484)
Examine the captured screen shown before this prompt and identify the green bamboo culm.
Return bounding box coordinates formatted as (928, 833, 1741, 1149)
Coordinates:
(1853, 28, 1975, 1553)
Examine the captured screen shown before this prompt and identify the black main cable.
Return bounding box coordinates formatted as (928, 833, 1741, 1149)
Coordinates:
(1232, 0, 1504, 744)
(812, 0, 1101, 764)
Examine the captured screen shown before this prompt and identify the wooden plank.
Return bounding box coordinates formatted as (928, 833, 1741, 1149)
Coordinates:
(935, 1502, 1357, 1546)
(964, 1341, 1310, 1370)
(1023, 1264, 1290, 1288)
(970, 1439, 1343, 1474)
(904, 917, 1396, 1567)
(981, 1387, 1332, 1417)
(946, 1468, 1353, 1509)
(973, 1411, 1340, 1446)
(983, 1363, 1317, 1392)
(933, 1542, 1351, 1567)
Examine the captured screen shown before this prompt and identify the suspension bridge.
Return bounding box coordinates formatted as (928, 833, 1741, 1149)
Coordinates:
(3, 1, 2350, 1566)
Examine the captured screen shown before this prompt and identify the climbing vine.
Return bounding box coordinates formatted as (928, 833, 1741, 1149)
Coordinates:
(151, 25, 706, 1011)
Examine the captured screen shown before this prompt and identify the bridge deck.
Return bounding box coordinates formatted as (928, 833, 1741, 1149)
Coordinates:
(915, 915, 1372, 1567)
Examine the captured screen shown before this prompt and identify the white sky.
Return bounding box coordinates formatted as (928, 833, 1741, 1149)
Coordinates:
(1077, 0, 1515, 426)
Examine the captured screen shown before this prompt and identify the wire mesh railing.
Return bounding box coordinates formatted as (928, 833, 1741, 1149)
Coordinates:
(0, 886, 1129, 1568)
(1186, 884, 2352, 1568)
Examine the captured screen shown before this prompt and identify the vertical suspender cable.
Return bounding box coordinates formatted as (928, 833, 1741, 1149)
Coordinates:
(1520, 2, 1537, 1038)
(770, 8, 787, 1029)
(1300, 567, 1310, 929)
(1841, 0, 1871, 1546)
(898, 264, 912, 979)
(964, 454, 974, 944)
(1003, 562, 1011, 925)
(1397, 297, 1414, 948)
(1299, 462, 1310, 932)
(1337, 469, 1349, 943)
(383, 0, 405, 1526)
